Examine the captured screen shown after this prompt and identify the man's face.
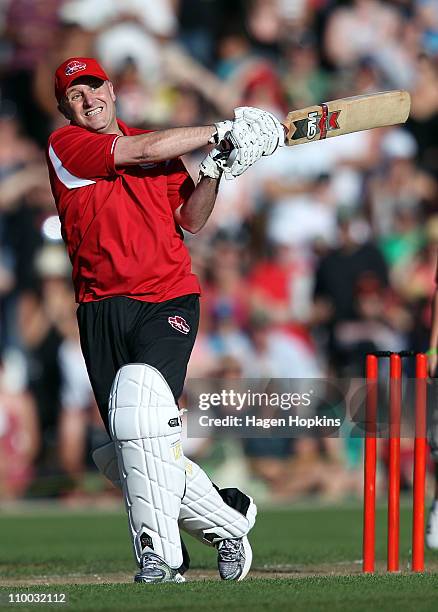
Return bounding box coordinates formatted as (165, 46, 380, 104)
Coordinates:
(61, 76, 118, 134)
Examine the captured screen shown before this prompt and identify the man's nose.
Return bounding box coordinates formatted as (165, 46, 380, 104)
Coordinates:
(83, 91, 95, 107)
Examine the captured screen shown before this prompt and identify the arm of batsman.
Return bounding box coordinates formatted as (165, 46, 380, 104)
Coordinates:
(222, 106, 286, 179)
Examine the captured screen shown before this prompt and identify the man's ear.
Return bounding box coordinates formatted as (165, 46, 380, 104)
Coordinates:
(58, 102, 72, 120)
(108, 81, 116, 103)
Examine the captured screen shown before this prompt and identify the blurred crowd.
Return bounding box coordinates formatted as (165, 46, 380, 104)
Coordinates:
(1, 0, 438, 505)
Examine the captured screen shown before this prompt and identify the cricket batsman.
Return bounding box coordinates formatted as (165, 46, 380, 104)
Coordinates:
(45, 57, 285, 583)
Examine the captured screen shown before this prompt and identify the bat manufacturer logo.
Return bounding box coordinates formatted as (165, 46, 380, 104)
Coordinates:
(65, 60, 87, 76)
(307, 112, 319, 139)
(168, 315, 190, 335)
(293, 108, 341, 141)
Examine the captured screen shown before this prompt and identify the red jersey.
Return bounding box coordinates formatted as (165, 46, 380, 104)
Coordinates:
(46, 120, 200, 303)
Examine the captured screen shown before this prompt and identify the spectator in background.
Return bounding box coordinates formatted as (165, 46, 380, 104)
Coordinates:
(2, 0, 64, 145)
(2, 163, 58, 349)
(367, 127, 436, 238)
(0, 354, 39, 499)
(33, 19, 94, 126)
(215, 25, 287, 115)
(282, 32, 331, 108)
(59, 0, 177, 84)
(176, 0, 231, 68)
(324, 0, 412, 88)
(379, 208, 423, 271)
(241, 314, 347, 502)
(56, 288, 97, 500)
(395, 215, 438, 351)
(406, 54, 438, 178)
(417, 0, 438, 55)
(313, 211, 390, 374)
(248, 242, 310, 327)
(265, 174, 337, 251)
(17, 246, 71, 494)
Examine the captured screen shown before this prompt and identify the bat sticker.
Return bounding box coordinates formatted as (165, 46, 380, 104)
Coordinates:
(292, 107, 341, 141)
(307, 111, 319, 139)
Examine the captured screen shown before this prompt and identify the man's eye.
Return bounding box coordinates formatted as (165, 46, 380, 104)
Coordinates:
(71, 94, 81, 101)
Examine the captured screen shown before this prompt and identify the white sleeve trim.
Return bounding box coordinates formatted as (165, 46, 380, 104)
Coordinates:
(110, 135, 121, 155)
(48, 143, 96, 190)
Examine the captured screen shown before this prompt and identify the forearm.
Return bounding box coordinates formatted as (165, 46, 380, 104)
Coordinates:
(114, 126, 216, 166)
(430, 289, 438, 349)
(174, 176, 220, 233)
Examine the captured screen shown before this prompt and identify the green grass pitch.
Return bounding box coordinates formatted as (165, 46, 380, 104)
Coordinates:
(0, 504, 437, 611)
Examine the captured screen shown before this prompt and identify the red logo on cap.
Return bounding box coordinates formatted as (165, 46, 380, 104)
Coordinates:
(168, 316, 190, 335)
(65, 60, 87, 76)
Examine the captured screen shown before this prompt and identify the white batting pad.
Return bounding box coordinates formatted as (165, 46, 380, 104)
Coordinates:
(93, 443, 256, 546)
(180, 460, 257, 545)
(108, 364, 186, 569)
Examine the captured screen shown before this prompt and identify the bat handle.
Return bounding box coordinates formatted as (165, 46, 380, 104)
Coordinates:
(218, 131, 238, 169)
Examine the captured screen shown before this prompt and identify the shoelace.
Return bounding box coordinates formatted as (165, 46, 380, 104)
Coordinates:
(141, 555, 162, 571)
(218, 539, 241, 562)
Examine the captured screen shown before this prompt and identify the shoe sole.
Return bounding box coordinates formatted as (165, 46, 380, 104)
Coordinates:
(134, 572, 186, 584)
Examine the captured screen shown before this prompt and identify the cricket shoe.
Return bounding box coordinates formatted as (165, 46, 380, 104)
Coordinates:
(134, 552, 186, 584)
(217, 536, 252, 581)
(426, 502, 438, 550)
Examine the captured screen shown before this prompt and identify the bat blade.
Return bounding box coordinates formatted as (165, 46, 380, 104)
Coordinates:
(284, 90, 411, 146)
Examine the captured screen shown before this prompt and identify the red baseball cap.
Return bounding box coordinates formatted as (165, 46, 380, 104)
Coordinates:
(54, 57, 109, 102)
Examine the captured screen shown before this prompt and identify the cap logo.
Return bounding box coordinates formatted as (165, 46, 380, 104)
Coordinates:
(65, 60, 87, 76)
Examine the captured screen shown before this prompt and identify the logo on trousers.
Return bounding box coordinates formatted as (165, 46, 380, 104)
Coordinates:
(168, 315, 190, 334)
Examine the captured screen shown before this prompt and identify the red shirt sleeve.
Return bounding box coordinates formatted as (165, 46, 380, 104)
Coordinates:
(166, 158, 195, 212)
(48, 125, 120, 181)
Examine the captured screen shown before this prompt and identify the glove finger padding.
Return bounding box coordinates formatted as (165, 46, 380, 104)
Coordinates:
(223, 123, 267, 178)
(237, 106, 285, 154)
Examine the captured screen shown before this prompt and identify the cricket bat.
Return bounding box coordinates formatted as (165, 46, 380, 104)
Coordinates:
(283, 90, 411, 145)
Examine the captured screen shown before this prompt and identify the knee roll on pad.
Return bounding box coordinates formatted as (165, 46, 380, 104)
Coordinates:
(92, 441, 121, 488)
(108, 363, 186, 569)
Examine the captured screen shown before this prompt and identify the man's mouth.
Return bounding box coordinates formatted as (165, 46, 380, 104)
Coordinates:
(85, 107, 103, 117)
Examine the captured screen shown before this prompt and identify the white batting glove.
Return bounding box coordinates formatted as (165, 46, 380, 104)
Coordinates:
(235, 106, 286, 155)
(221, 107, 286, 179)
(209, 120, 234, 145)
(199, 144, 236, 180)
